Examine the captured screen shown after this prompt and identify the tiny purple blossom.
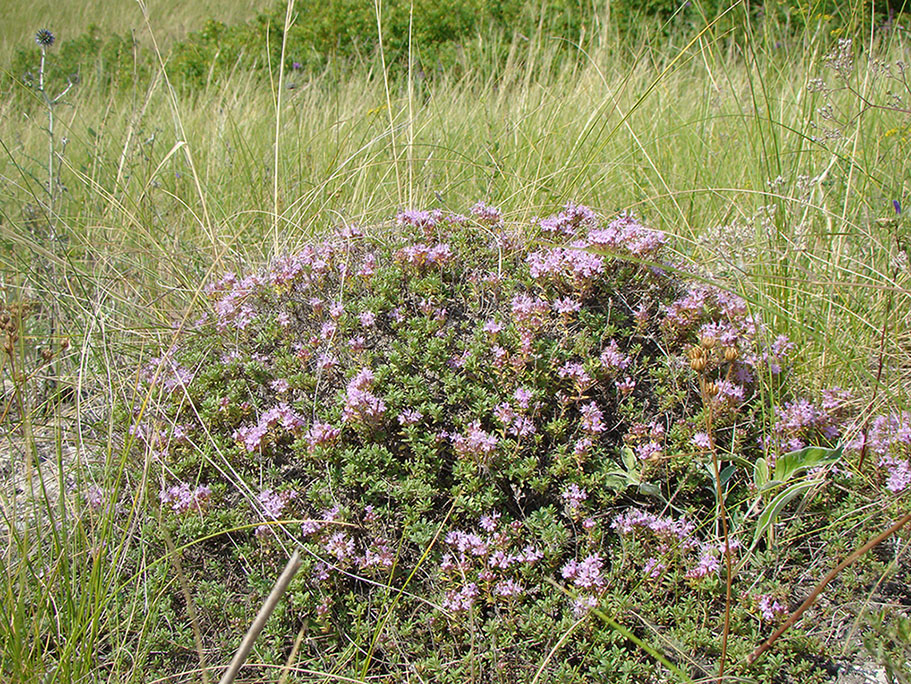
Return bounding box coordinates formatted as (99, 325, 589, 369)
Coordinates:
(495, 579, 524, 598)
(692, 432, 712, 450)
(514, 387, 533, 409)
(561, 554, 605, 589)
(579, 402, 605, 434)
(562, 483, 588, 510)
(482, 319, 503, 335)
(617, 376, 636, 396)
(397, 409, 423, 426)
(553, 297, 582, 315)
(480, 511, 500, 532)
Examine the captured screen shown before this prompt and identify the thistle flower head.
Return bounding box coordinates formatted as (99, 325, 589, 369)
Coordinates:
(35, 29, 55, 48)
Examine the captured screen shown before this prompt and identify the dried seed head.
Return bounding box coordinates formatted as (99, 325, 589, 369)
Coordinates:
(687, 346, 707, 372)
(704, 381, 719, 397)
(40, 347, 54, 361)
(724, 345, 739, 363)
(700, 334, 716, 350)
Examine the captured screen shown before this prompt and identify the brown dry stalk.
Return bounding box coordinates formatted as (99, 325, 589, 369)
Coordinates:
(858, 250, 900, 470)
(219, 550, 301, 684)
(747, 510, 911, 666)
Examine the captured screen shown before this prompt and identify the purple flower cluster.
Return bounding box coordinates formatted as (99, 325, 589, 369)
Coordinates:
(767, 390, 850, 459)
(527, 244, 605, 289)
(304, 421, 341, 452)
(493, 401, 537, 438)
(470, 201, 503, 226)
(160, 482, 212, 513)
(537, 202, 598, 236)
(612, 508, 698, 552)
(451, 421, 498, 462)
(553, 296, 582, 315)
(662, 284, 750, 333)
(342, 368, 386, 425)
(205, 243, 343, 333)
(527, 208, 664, 291)
(684, 548, 721, 579)
(396, 208, 444, 231)
(612, 508, 730, 583)
(510, 293, 550, 328)
(561, 553, 606, 615)
(395, 242, 454, 270)
(140, 354, 195, 394)
(587, 213, 666, 257)
(233, 403, 306, 452)
(561, 553, 605, 589)
(558, 361, 593, 390)
(579, 401, 605, 434)
(561, 484, 588, 514)
(438, 520, 543, 615)
(599, 340, 630, 373)
(397, 408, 423, 426)
(257, 488, 296, 520)
(662, 284, 795, 389)
(626, 421, 666, 462)
(754, 594, 789, 621)
(266, 244, 337, 289)
(849, 412, 911, 493)
(441, 583, 480, 613)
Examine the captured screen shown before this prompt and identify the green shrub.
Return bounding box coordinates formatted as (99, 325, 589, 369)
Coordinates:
(116, 201, 872, 680)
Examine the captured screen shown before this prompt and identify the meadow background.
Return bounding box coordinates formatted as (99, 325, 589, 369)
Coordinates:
(1, 0, 910, 681)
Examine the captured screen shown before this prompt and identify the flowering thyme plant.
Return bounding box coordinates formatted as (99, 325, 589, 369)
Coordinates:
(121, 202, 875, 681)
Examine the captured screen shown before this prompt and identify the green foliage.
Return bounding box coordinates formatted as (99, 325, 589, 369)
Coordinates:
(7, 25, 146, 100)
(6, 0, 904, 98)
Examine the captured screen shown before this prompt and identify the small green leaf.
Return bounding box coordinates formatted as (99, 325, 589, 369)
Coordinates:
(638, 482, 662, 499)
(753, 457, 769, 488)
(604, 473, 631, 492)
(773, 445, 843, 483)
(751, 479, 819, 551)
(621, 446, 638, 472)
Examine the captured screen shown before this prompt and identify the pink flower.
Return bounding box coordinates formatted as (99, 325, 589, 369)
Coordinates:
(617, 376, 636, 396)
(452, 421, 497, 461)
(305, 422, 341, 452)
(160, 483, 212, 513)
(397, 409, 423, 426)
(561, 554, 604, 589)
(692, 432, 712, 450)
(483, 319, 503, 335)
(579, 402, 605, 434)
(270, 378, 290, 393)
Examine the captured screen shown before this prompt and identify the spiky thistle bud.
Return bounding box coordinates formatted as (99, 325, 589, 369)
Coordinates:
(35, 29, 55, 48)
